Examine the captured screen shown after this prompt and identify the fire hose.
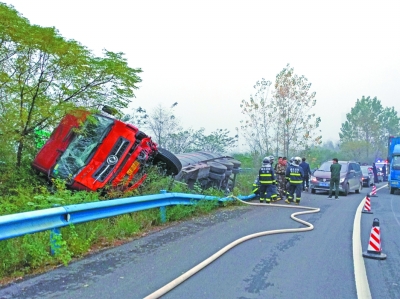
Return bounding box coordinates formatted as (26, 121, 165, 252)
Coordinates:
(144, 196, 320, 299)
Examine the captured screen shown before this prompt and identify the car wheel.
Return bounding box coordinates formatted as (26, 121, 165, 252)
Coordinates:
(343, 183, 349, 196)
(390, 186, 395, 194)
(355, 182, 362, 194)
(311, 188, 316, 194)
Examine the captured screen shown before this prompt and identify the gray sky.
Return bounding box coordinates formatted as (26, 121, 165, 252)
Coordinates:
(4, 0, 400, 148)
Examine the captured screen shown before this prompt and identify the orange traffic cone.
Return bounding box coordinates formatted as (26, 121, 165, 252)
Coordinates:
(363, 218, 386, 260)
(370, 184, 378, 197)
(362, 195, 373, 214)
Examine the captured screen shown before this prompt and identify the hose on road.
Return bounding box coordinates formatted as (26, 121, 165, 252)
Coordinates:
(144, 197, 320, 299)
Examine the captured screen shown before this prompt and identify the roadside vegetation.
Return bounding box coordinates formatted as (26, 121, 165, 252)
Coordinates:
(1, 2, 400, 284)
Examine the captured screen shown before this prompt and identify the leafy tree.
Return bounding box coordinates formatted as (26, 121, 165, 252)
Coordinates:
(0, 3, 142, 166)
(239, 78, 274, 157)
(270, 64, 321, 157)
(192, 128, 238, 153)
(339, 96, 400, 163)
(121, 107, 148, 126)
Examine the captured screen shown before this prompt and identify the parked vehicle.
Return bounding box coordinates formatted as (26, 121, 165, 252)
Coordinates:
(310, 160, 363, 196)
(388, 136, 400, 194)
(360, 166, 373, 187)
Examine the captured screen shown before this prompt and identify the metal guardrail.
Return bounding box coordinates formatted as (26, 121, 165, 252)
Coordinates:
(0, 191, 255, 242)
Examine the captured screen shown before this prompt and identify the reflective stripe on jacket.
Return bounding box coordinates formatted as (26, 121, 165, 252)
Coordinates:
(259, 164, 275, 185)
(285, 164, 304, 184)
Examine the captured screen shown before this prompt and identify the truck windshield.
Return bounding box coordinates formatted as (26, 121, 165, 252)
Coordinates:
(393, 156, 400, 170)
(53, 115, 114, 179)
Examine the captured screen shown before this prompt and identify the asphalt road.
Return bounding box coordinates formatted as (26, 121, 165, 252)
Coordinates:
(0, 182, 399, 299)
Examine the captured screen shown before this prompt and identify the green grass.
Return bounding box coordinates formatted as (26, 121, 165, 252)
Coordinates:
(0, 155, 254, 283)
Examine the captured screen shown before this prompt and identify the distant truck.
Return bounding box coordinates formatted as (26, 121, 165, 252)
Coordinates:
(32, 108, 241, 193)
(388, 136, 400, 194)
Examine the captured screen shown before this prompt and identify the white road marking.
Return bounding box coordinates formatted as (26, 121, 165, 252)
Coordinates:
(353, 197, 372, 299)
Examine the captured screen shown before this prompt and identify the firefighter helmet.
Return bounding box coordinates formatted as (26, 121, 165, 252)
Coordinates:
(294, 157, 301, 165)
(262, 157, 270, 165)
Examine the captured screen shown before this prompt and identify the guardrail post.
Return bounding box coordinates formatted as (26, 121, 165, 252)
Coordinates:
(50, 227, 61, 256)
(160, 190, 167, 223)
(50, 204, 61, 255)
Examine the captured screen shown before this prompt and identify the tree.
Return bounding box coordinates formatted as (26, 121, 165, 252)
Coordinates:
(144, 102, 238, 154)
(339, 96, 400, 163)
(240, 65, 321, 159)
(145, 103, 180, 148)
(0, 3, 142, 166)
(192, 128, 238, 153)
(239, 78, 274, 157)
(270, 64, 321, 157)
(121, 107, 148, 126)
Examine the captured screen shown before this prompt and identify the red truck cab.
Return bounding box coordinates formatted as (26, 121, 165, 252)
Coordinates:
(32, 111, 158, 192)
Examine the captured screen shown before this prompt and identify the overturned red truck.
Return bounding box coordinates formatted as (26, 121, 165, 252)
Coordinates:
(32, 108, 241, 192)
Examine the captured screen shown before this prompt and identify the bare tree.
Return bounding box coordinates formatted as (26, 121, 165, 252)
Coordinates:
(270, 64, 321, 157)
(239, 78, 274, 157)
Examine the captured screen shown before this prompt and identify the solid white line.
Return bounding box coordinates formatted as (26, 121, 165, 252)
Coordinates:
(353, 197, 372, 299)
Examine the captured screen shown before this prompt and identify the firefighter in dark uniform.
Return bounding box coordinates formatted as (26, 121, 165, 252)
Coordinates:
(285, 157, 304, 205)
(259, 157, 276, 204)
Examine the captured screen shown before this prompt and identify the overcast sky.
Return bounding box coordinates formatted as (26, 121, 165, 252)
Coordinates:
(3, 0, 400, 149)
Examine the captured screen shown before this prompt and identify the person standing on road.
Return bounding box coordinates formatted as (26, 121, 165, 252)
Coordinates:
(258, 157, 276, 204)
(276, 157, 288, 200)
(372, 163, 379, 184)
(299, 157, 311, 191)
(269, 156, 280, 202)
(328, 158, 341, 199)
(285, 157, 304, 205)
(382, 163, 387, 181)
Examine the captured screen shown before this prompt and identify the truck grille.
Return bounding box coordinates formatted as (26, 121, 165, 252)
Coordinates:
(93, 138, 130, 182)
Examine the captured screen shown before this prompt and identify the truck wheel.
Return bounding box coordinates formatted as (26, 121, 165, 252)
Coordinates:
(390, 186, 395, 194)
(209, 172, 225, 180)
(226, 159, 242, 168)
(207, 162, 227, 174)
(153, 148, 182, 175)
(214, 159, 234, 170)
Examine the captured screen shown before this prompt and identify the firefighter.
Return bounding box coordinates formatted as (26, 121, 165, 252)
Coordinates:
(269, 156, 281, 202)
(259, 157, 276, 204)
(285, 157, 304, 205)
(252, 177, 261, 201)
(285, 157, 295, 198)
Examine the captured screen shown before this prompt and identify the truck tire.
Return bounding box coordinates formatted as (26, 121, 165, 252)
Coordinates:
(214, 159, 234, 170)
(153, 148, 182, 175)
(226, 159, 242, 168)
(207, 162, 227, 174)
(390, 186, 395, 194)
(209, 172, 225, 180)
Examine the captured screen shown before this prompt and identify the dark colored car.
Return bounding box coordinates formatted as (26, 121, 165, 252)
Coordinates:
(360, 166, 373, 187)
(310, 160, 363, 196)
